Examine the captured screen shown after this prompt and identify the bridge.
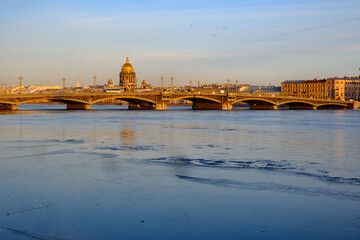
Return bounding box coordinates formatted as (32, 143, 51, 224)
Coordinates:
(0, 91, 359, 110)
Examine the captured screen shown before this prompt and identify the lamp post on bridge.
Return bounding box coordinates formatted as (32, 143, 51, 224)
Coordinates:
(93, 75, 97, 93)
(171, 76, 174, 93)
(18, 75, 23, 94)
(189, 80, 192, 92)
(227, 79, 230, 94)
(197, 80, 200, 92)
(236, 80, 239, 92)
(62, 77, 66, 93)
(161, 76, 164, 92)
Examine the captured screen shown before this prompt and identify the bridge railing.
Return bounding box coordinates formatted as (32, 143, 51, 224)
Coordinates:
(0, 90, 354, 104)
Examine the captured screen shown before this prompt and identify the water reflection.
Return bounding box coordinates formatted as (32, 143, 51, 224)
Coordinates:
(121, 127, 135, 153)
(333, 130, 346, 163)
(0, 105, 359, 239)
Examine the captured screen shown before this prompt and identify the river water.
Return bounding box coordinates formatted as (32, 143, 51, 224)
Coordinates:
(0, 105, 359, 239)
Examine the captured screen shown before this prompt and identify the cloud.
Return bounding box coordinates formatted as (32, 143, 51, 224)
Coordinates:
(239, 17, 360, 45)
(273, 17, 360, 38)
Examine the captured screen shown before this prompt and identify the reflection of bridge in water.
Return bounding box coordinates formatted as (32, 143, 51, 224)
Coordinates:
(0, 91, 359, 110)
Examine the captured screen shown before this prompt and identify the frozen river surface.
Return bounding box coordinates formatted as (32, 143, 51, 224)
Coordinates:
(0, 105, 359, 239)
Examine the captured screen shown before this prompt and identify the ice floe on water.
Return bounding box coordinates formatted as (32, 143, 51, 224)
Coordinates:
(95, 144, 164, 152)
(175, 175, 360, 201)
(146, 156, 360, 185)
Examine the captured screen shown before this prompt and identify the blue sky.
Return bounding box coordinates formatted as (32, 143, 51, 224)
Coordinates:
(0, 0, 359, 87)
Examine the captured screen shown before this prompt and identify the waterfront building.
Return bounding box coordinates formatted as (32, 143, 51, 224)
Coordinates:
(119, 57, 136, 91)
(326, 77, 360, 100)
(281, 76, 360, 100)
(281, 79, 327, 99)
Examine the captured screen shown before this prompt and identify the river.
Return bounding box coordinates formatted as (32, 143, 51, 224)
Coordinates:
(0, 105, 359, 239)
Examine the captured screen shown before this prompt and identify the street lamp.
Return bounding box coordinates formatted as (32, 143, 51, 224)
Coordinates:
(227, 79, 230, 93)
(62, 77, 66, 93)
(197, 80, 200, 91)
(18, 75, 23, 94)
(161, 76, 164, 92)
(171, 76, 174, 93)
(93, 75, 97, 92)
(189, 80, 192, 92)
(236, 80, 239, 92)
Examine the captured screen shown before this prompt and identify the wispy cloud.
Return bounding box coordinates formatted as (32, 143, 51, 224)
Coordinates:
(240, 17, 360, 45)
(271, 17, 360, 38)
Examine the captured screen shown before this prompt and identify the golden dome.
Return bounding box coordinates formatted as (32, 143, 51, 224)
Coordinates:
(121, 57, 134, 73)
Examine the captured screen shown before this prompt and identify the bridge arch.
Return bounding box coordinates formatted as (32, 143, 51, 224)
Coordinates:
(91, 96, 157, 105)
(0, 100, 16, 105)
(170, 95, 222, 104)
(94, 96, 158, 110)
(276, 100, 317, 110)
(233, 98, 277, 106)
(317, 103, 348, 109)
(232, 98, 278, 110)
(48, 98, 90, 105)
(168, 95, 223, 110)
(278, 100, 317, 106)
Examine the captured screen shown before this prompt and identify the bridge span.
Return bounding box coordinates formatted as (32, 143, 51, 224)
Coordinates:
(0, 91, 358, 110)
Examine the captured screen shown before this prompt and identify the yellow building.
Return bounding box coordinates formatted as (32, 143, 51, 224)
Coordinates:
(281, 79, 327, 98)
(281, 76, 360, 100)
(119, 57, 136, 91)
(326, 77, 360, 100)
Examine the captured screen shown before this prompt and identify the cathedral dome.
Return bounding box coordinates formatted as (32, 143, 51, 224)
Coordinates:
(121, 57, 134, 73)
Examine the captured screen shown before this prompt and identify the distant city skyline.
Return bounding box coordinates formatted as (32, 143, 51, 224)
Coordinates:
(0, 0, 359, 87)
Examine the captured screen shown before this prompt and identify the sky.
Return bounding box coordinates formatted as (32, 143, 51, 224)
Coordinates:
(0, 0, 359, 87)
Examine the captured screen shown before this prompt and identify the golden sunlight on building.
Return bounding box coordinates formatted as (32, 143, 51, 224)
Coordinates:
(119, 57, 136, 91)
(281, 76, 360, 100)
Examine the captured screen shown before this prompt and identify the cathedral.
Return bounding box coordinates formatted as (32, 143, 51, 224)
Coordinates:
(119, 57, 136, 91)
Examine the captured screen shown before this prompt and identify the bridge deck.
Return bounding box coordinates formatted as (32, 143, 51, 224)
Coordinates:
(0, 92, 358, 110)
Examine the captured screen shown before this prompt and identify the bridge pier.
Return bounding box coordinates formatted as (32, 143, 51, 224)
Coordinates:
(0, 104, 18, 110)
(250, 104, 277, 110)
(348, 101, 360, 109)
(222, 102, 233, 110)
(156, 101, 167, 110)
(289, 105, 317, 110)
(66, 103, 91, 110)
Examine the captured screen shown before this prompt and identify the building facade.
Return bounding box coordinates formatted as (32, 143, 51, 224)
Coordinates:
(281, 77, 360, 100)
(119, 57, 136, 91)
(281, 79, 327, 99)
(326, 77, 360, 100)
